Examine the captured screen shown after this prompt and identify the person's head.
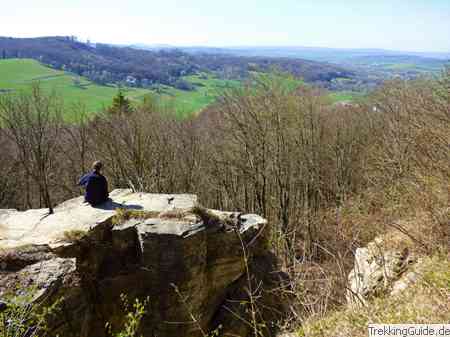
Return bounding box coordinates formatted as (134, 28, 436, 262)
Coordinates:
(92, 161, 103, 173)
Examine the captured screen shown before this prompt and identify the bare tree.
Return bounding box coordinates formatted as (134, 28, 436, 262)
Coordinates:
(0, 85, 62, 214)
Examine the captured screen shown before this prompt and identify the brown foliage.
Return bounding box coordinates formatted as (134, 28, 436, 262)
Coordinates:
(0, 73, 448, 326)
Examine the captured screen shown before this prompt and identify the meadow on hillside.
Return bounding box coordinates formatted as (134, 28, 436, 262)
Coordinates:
(145, 74, 241, 118)
(0, 59, 246, 119)
(0, 59, 151, 119)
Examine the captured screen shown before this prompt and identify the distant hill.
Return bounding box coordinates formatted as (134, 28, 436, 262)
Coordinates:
(131, 44, 449, 78)
(0, 37, 357, 89)
(339, 54, 447, 76)
(152, 45, 450, 63)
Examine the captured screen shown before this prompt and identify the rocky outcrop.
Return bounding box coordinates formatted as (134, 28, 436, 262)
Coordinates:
(0, 190, 288, 337)
(347, 236, 418, 306)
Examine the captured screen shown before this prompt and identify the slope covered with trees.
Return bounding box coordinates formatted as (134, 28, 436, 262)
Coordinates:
(0, 68, 448, 336)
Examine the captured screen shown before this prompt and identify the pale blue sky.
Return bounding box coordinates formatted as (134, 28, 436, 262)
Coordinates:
(2, 0, 450, 52)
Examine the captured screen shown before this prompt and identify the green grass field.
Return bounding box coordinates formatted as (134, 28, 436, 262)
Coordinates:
(328, 91, 358, 103)
(0, 59, 150, 120)
(154, 74, 241, 118)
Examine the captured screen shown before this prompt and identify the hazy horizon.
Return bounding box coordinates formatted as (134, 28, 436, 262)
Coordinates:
(3, 37, 449, 55)
(128, 44, 450, 54)
(2, 0, 450, 53)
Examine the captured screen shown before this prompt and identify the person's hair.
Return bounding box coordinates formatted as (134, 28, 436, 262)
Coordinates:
(92, 161, 103, 172)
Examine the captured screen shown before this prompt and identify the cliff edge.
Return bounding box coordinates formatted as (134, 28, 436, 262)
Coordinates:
(0, 189, 288, 337)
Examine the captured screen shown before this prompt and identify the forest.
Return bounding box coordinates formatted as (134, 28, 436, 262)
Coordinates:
(0, 67, 448, 331)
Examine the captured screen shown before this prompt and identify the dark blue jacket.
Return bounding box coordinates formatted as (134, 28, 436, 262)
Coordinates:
(78, 171, 109, 206)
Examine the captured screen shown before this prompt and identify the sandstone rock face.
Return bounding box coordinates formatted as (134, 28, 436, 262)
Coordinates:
(347, 237, 417, 306)
(0, 190, 287, 337)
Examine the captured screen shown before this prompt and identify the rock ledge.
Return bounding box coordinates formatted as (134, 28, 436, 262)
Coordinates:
(0, 190, 287, 337)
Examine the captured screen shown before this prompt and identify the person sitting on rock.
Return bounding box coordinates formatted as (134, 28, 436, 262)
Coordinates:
(78, 161, 109, 206)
